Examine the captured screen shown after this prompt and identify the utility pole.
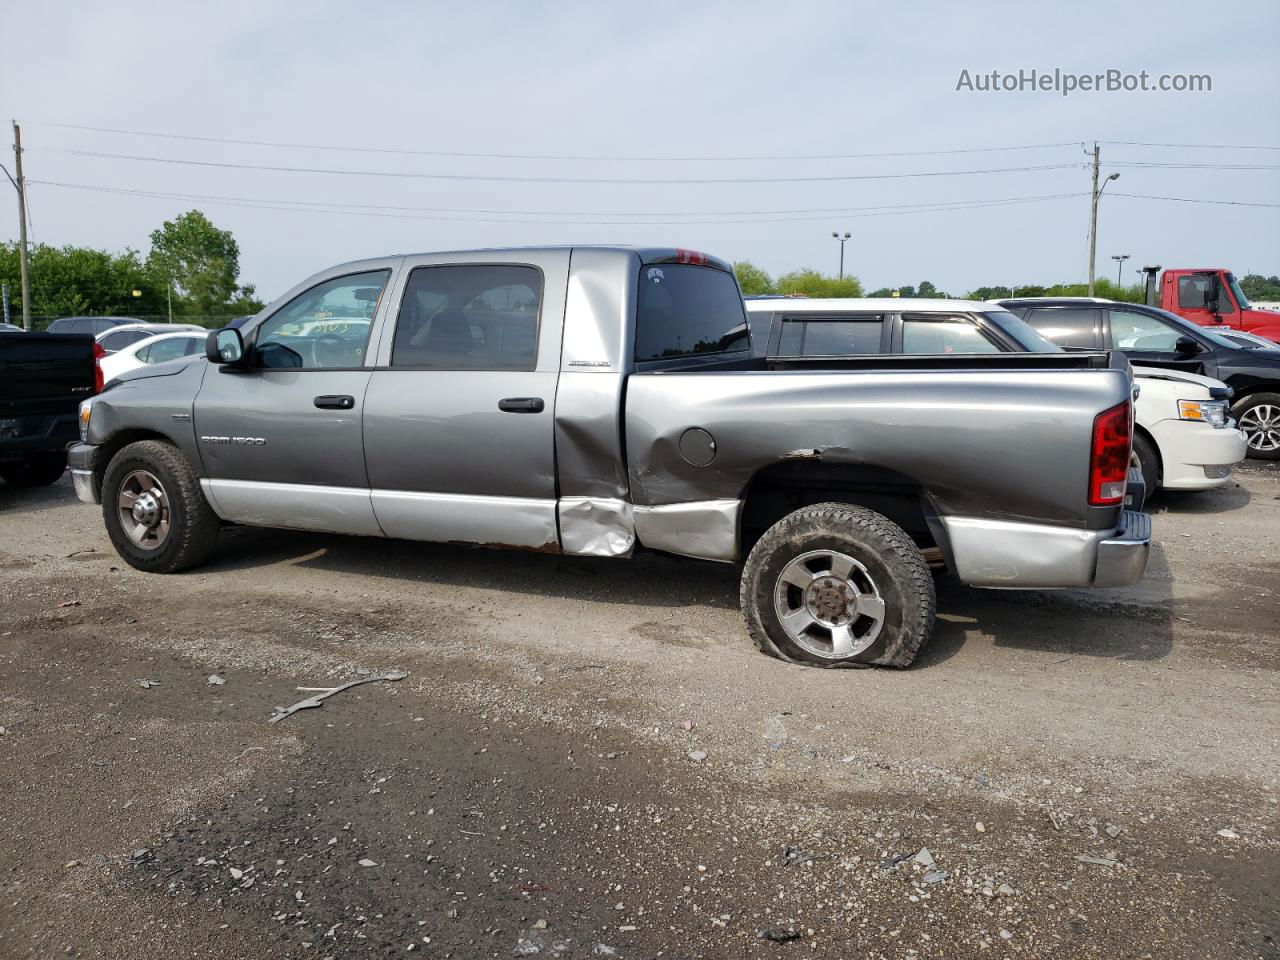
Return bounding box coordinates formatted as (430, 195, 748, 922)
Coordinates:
(12, 122, 31, 331)
(1086, 142, 1119, 297)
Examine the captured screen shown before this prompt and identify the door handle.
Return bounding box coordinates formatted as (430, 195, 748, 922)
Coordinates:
(498, 397, 545, 413)
(314, 394, 355, 410)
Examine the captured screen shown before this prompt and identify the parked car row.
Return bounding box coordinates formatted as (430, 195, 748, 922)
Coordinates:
(743, 296, 1257, 499)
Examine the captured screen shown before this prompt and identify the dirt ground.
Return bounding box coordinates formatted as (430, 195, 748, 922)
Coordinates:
(0, 465, 1277, 960)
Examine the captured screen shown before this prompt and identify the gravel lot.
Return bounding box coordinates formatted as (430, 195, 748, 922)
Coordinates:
(1, 465, 1277, 959)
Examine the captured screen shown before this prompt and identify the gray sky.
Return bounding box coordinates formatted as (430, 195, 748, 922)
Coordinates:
(2, 0, 1277, 299)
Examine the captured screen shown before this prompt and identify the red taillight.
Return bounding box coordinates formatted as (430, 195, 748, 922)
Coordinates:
(93, 341, 105, 394)
(1089, 399, 1132, 506)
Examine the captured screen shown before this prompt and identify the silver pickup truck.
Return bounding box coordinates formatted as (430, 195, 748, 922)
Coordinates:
(69, 246, 1149, 668)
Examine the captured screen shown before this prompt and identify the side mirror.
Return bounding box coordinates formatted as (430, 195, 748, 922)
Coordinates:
(1174, 336, 1201, 357)
(207, 328, 245, 365)
(1204, 275, 1221, 315)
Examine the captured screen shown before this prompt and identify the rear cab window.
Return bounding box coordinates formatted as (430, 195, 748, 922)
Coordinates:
(634, 264, 748, 363)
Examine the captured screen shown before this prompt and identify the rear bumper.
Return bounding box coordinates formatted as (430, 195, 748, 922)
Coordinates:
(0, 412, 78, 461)
(941, 509, 1151, 589)
(68, 442, 101, 504)
(1093, 510, 1152, 587)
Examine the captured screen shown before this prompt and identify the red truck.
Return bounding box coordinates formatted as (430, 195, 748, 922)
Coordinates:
(1143, 267, 1280, 343)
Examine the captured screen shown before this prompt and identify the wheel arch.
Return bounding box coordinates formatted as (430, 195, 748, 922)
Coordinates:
(96, 429, 177, 489)
(738, 460, 949, 569)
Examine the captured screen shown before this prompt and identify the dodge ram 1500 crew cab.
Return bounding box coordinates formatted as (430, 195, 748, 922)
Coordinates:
(69, 247, 1150, 668)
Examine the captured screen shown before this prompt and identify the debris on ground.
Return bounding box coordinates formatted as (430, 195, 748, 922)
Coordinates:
(1216, 828, 1240, 840)
(760, 927, 802, 942)
(57, 600, 81, 608)
(913, 846, 935, 868)
(207, 674, 226, 686)
(687, 750, 707, 763)
(880, 852, 912, 870)
(1074, 854, 1118, 868)
(268, 671, 409, 723)
(779, 844, 823, 867)
(134, 678, 160, 689)
(922, 870, 948, 885)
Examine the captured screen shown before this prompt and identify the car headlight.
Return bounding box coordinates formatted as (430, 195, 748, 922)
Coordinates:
(1178, 399, 1226, 427)
(78, 399, 93, 442)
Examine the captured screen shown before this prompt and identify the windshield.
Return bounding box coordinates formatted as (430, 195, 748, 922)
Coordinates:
(1145, 304, 1246, 351)
(1226, 273, 1252, 310)
(982, 310, 1063, 352)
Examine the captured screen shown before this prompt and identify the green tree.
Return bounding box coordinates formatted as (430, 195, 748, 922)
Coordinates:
(1240, 274, 1280, 301)
(146, 210, 256, 316)
(0, 242, 167, 325)
(774, 268, 863, 298)
(733, 260, 775, 296)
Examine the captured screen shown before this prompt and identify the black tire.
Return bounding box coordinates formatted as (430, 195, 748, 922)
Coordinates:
(1132, 433, 1161, 504)
(740, 502, 936, 669)
(0, 451, 67, 487)
(102, 440, 221, 573)
(1233, 392, 1280, 461)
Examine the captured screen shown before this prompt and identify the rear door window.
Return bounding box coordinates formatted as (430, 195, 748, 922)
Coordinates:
(901, 315, 1002, 354)
(100, 329, 150, 351)
(634, 264, 748, 361)
(1108, 309, 1181, 352)
(391, 264, 542, 370)
(1023, 308, 1100, 350)
(776, 316, 884, 356)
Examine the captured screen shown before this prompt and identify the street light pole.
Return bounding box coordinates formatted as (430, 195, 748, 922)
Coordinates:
(1087, 142, 1119, 297)
(832, 231, 850, 279)
(1111, 254, 1131, 288)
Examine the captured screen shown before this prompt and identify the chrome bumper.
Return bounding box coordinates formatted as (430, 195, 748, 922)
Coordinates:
(1092, 510, 1151, 587)
(942, 509, 1151, 589)
(68, 442, 101, 505)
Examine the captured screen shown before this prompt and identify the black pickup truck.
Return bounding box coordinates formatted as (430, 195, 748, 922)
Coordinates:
(0, 332, 98, 486)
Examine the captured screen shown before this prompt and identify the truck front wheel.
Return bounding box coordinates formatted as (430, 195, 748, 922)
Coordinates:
(740, 502, 936, 668)
(102, 440, 221, 573)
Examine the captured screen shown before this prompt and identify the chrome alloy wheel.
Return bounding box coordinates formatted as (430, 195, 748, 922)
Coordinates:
(772, 549, 886, 660)
(117, 469, 171, 550)
(1239, 403, 1280, 453)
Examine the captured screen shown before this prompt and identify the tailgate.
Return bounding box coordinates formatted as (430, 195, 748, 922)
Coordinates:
(0, 334, 97, 417)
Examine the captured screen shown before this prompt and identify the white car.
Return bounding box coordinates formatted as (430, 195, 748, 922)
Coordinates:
(99, 330, 208, 385)
(96, 322, 205, 355)
(1130, 366, 1247, 495)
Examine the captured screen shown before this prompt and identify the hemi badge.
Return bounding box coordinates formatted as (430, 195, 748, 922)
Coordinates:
(172, 413, 192, 422)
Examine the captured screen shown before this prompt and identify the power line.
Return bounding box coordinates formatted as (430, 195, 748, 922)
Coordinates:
(1109, 160, 1280, 170)
(28, 179, 1087, 225)
(28, 178, 1087, 219)
(1103, 139, 1280, 151)
(28, 121, 1083, 162)
(31, 147, 1084, 185)
(1111, 192, 1280, 208)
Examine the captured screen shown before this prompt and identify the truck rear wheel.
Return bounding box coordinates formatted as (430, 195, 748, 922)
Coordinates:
(102, 440, 221, 573)
(1234, 392, 1280, 460)
(0, 451, 68, 487)
(740, 502, 935, 668)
